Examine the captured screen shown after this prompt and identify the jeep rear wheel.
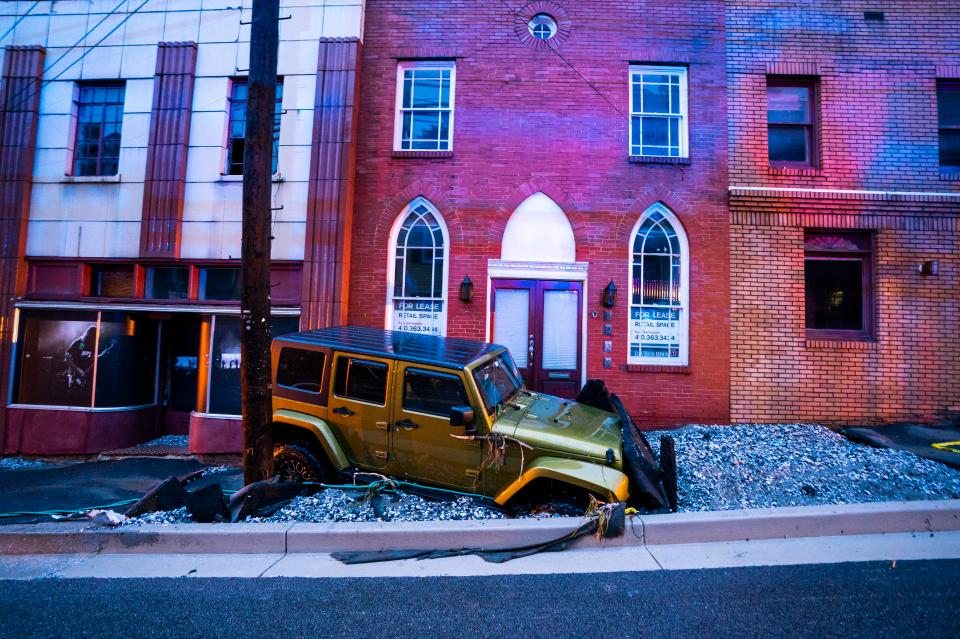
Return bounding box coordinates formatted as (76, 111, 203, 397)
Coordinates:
(273, 443, 333, 483)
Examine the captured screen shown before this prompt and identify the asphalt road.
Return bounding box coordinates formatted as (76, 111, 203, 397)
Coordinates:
(1, 560, 958, 638)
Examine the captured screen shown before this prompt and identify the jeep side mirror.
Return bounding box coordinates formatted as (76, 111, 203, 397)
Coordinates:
(449, 405, 474, 427)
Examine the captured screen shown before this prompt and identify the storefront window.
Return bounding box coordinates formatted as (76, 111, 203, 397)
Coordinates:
(207, 314, 301, 415)
(388, 199, 448, 336)
(13, 310, 157, 408)
(145, 267, 189, 299)
(90, 265, 135, 297)
(94, 313, 158, 407)
(209, 316, 242, 415)
(628, 204, 689, 366)
(199, 268, 241, 301)
(14, 311, 99, 406)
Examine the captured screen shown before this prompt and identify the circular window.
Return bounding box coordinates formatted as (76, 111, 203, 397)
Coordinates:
(527, 13, 557, 40)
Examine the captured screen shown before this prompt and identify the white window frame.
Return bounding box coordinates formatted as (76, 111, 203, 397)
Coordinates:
(393, 60, 456, 152)
(628, 65, 689, 158)
(627, 203, 690, 366)
(385, 197, 450, 336)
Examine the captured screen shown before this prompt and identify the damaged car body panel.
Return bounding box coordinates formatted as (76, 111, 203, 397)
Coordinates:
(272, 408, 351, 470)
(492, 457, 630, 506)
(270, 326, 671, 508)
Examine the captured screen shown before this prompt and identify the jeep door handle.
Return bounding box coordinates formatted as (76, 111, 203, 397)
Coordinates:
(396, 419, 418, 430)
(332, 406, 355, 416)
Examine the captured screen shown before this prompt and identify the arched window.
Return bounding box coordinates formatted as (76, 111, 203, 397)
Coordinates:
(628, 204, 689, 365)
(387, 199, 449, 336)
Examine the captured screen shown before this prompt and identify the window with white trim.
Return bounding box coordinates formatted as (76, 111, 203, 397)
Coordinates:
(394, 61, 455, 151)
(628, 204, 689, 366)
(629, 66, 688, 158)
(387, 199, 449, 336)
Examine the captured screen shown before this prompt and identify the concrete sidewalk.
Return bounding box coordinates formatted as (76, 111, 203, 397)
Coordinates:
(2, 530, 959, 579)
(2, 499, 958, 556)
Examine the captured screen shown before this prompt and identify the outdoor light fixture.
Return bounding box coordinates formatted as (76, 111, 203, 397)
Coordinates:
(459, 275, 474, 302)
(602, 280, 617, 307)
(919, 260, 939, 276)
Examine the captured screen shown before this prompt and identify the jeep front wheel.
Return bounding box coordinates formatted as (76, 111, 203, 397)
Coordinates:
(273, 443, 331, 483)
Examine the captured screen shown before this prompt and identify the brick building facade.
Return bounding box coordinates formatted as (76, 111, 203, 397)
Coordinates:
(348, 0, 730, 425)
(1, 1, 958, 457)
(727, 1, 960, 424)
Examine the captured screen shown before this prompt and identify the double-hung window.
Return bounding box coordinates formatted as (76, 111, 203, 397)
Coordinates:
(767, 77, 818, 167)
(73, 83, 125, 176)
(226, 78, 284, 175)
(394, 61, 455, 151)
(629, 66, 688, 158)
(804, 231, 874, 340)
(937, 80, 960, 170)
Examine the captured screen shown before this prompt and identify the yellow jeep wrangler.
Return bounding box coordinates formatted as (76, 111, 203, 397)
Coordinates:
(271, 326, 670, 509)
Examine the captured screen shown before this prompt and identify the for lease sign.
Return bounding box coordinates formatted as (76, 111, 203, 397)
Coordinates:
(393, 300, 444, 336)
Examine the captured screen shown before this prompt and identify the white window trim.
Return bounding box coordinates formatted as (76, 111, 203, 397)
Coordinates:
(627, 203, 690, 366)
(393, 60, 456, 152)
(384, 197, 450, 336)
(628, 65, 689, 158)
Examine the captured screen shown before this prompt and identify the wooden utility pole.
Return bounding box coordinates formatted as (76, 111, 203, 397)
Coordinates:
(241, 0, 280, 484)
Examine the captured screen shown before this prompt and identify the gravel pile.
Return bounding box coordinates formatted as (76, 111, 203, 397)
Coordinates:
(647, 423, 960, 512)
(122, 507, 192, 526)
(199, 465, 234, 477)
(0, 457, 49, 470)
(253, 489, 507, 523)
(143, 435, 189, 448)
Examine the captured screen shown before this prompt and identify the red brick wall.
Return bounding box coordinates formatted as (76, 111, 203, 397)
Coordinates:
(728, 1, 960, 424)
(351, 1, 730, 424)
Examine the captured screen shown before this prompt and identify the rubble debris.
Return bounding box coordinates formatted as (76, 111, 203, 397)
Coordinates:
(575, 379, 615, 413)
(124, 476, 190, 518)
(587, 498, 626, 539)
(228, 476, 314, 522)
(612, 393, 670, 511)
(646, 423, 960, 512)
(86, 509, 128, 526)
(841, 424, 960, 469)
(185, 483, 230, 523)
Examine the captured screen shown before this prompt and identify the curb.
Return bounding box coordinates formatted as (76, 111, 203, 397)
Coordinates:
(1, 500, 958, 555)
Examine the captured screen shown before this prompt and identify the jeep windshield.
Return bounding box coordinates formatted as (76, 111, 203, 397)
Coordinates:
(472, 351, 523, 414)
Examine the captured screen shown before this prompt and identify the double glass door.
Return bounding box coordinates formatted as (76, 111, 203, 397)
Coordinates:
(491, 279, 582, 398)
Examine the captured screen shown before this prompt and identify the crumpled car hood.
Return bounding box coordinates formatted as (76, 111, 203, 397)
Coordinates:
(492, 392, 622, 462)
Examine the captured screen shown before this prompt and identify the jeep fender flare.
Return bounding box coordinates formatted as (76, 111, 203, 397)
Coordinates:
(493, 457, 630, 506)
(273, 409, 351, 471)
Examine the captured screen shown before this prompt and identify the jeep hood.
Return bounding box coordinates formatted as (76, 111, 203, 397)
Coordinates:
(491, 392, 622, 462)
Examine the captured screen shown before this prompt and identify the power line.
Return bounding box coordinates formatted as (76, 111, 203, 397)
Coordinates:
(496, 0, 624, 118)
(3, 0, 147, 112)
(0, 1, 41, 45)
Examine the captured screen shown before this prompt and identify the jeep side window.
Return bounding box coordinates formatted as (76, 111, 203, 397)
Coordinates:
(403, 368, 469, 418)
(276, 348, 325, 393)
(333, 357, 388, 405)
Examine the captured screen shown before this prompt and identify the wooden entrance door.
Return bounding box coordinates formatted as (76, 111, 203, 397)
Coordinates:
(490, 279, 583, 398)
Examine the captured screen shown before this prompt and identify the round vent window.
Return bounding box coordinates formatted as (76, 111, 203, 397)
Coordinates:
(527, 13, 557, 40)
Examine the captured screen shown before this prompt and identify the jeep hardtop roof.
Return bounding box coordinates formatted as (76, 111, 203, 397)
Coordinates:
(275, 326, 504, 370)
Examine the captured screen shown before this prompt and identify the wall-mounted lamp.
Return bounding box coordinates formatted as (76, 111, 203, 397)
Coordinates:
(459, 275, 474, 302)
(919, 260, 939, 276)
(602, 280, 618, 308)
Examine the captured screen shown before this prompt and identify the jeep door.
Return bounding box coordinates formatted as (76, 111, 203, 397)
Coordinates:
(327, 352, 393, 469)
(390, 364, 481, 490)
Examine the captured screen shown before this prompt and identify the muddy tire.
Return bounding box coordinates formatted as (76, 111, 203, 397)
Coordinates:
(273, 443, 333, 484)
